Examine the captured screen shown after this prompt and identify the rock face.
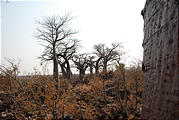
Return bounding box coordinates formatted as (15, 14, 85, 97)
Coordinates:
(141, 0, 179, 119)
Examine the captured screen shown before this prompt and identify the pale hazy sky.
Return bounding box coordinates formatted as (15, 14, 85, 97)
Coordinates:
(1, 0, 145, 74)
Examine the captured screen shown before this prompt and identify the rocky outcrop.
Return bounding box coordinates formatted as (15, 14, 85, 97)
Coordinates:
(141, 0, 179, 119)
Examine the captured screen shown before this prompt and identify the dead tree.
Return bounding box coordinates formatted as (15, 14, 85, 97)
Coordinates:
(35, 14, 76, 87)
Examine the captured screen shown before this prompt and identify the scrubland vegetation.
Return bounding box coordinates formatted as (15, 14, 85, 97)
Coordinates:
(0, 60, 143, 119)
(0, 13, 144, 119)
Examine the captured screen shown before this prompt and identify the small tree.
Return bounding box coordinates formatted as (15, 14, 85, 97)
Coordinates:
(35, 14, 76, 87)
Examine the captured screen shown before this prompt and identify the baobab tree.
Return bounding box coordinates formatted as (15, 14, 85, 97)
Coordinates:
(39, 39, 79, 79)
(94, 42, 122, 72)
(72, 54, 89, 80)
(35, 14, 76, 87)
(56, 39, 80, 79)
(93, 44, 104, 74)
(87, 55, 96, 76)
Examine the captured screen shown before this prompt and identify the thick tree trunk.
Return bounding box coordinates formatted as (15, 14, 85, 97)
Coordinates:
(66, 69, 72, 79)
(95, 59, 100, 74)
(95, 66, 99, 74)
(141, 1, 179, 119)
(95, 58, 101, 74)
(53, 47, 59, 88)
(66, 60, 72, 79)
(103, 61, 107, 72)
(59, 62, 67, 78)
(89, 65, 93, 76)
(79, 69, 85, 80)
